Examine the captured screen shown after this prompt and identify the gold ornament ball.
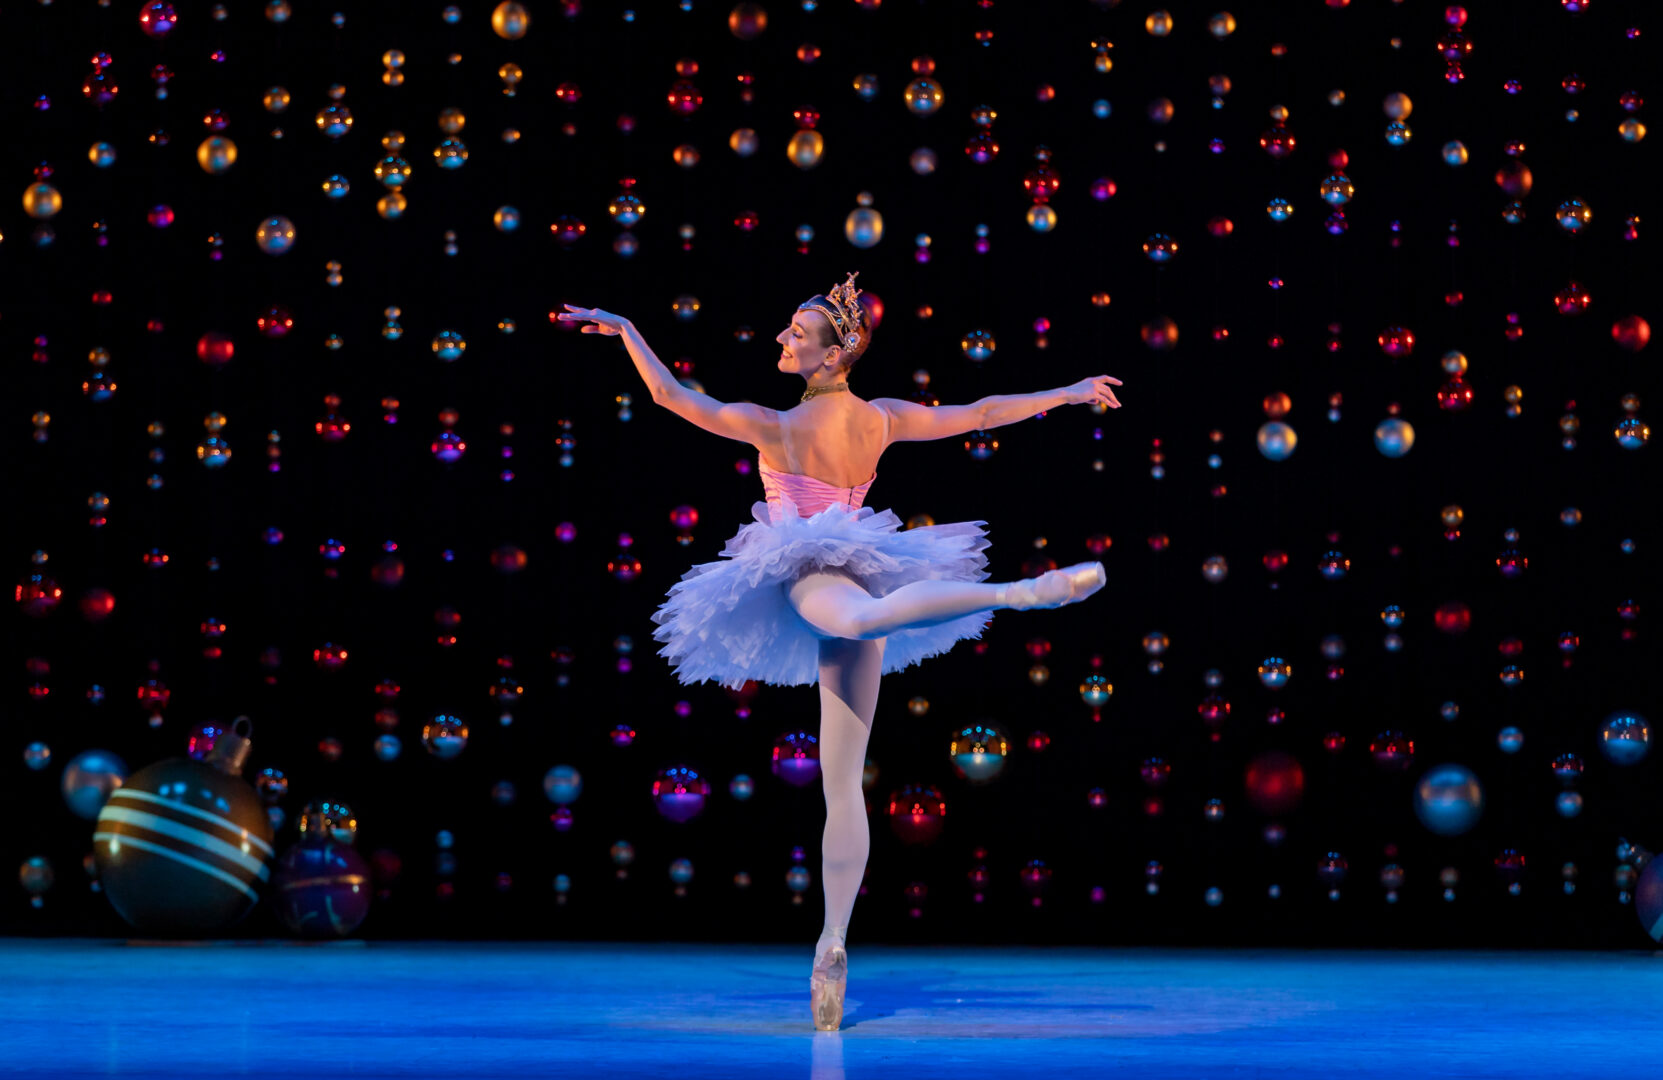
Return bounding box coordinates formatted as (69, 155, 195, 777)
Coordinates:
(903, 78, 944, 116)
(787, 129, 824, 169)
(377, 193, 408, 220)
(729, 128, 758, 157)
(845, 205, 884, 248)
(255, 215, 296, 255)
(491, 2, 530, 39)
(197, 135, 238, 173)
(1026, 204, 1058, 232)
(23, 183, 62, 219)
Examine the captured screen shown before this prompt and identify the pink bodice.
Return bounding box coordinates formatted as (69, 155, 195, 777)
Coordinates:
(758, 459, 875, 523)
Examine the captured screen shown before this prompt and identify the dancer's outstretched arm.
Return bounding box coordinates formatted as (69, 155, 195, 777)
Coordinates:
(557, 304, 778, 445)
(873, 374, 1123, 442)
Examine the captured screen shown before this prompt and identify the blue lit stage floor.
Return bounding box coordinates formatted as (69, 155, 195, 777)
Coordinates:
(4, 940, 1659, 1078)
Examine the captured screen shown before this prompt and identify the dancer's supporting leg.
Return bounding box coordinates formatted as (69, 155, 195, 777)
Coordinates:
(814, 634, 884, 960)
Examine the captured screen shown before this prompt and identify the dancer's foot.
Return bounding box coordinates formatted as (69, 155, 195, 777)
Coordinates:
(997, 561, 1106, 610)
(810, 925, 848, 1031)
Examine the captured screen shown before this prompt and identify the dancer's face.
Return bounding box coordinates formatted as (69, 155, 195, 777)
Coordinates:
(777, 309, 844, 379)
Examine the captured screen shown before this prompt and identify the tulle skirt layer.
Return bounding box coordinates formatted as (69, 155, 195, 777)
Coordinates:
(650, 495, 993, 689)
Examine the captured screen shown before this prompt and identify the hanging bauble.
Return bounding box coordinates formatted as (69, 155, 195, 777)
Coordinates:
(787, 129, 824, 169)
(845, 192, 883, 248)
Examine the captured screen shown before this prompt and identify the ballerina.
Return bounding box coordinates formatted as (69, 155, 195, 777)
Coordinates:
(558, 272, 1123, 1031)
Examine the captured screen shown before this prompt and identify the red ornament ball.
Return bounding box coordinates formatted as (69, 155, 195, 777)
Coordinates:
(1378, 325, 1416, 357)
(1244, 751, 1305, 815)
(887, 784, 946, 844)
(858, 290, 884, 331)
(256, 306, 294, 338)
(1612, 315, 1651, 351)
(139, 2, 179, 38)
(196, 331, 235, 366)
(1434, 602, 1473, 633)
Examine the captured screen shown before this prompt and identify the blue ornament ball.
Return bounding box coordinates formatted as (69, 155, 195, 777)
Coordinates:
(1599, 711, 1650, 765)
(271, 836, 372, 938)
(62, 749, 129, 820)
(1413, 763, 1484, 836)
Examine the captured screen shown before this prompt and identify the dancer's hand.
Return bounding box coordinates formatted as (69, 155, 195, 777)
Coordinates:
(556, 305, 630, 336)
(1064, 375, 1123, 409)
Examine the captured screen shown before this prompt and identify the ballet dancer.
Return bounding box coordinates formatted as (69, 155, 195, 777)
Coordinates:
(558, 272, 1123, 1031)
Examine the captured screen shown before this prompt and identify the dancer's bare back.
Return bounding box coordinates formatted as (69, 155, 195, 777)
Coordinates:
(665, 394, 990, 488)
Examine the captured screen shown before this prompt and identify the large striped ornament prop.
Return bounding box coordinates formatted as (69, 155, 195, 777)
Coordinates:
(92, 717, 275, 935)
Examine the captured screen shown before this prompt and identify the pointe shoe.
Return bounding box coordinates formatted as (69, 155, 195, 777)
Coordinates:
(810, 927, 848, 1031)
(1000, 561, 1107, 610)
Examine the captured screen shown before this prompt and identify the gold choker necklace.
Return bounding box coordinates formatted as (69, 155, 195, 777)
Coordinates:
(801, 382, 849, 402)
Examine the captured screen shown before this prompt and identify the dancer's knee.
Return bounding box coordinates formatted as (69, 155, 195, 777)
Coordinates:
(822, 777, 865, 804)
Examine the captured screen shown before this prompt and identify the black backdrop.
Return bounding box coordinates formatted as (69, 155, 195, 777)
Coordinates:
(6, 0, 1659, 947)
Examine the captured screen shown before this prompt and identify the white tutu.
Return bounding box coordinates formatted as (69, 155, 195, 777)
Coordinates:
(650, 493, 994, 689)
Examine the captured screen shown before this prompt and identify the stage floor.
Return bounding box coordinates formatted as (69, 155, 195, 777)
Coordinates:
(3, 939, 1658, 1078)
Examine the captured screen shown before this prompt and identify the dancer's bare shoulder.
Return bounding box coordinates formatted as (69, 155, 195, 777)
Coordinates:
(866, 397, 987, 443)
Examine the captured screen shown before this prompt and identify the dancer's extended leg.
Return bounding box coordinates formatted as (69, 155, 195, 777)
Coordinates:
(785, 562, 1105, 642)
(788, 570, 998, 641)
